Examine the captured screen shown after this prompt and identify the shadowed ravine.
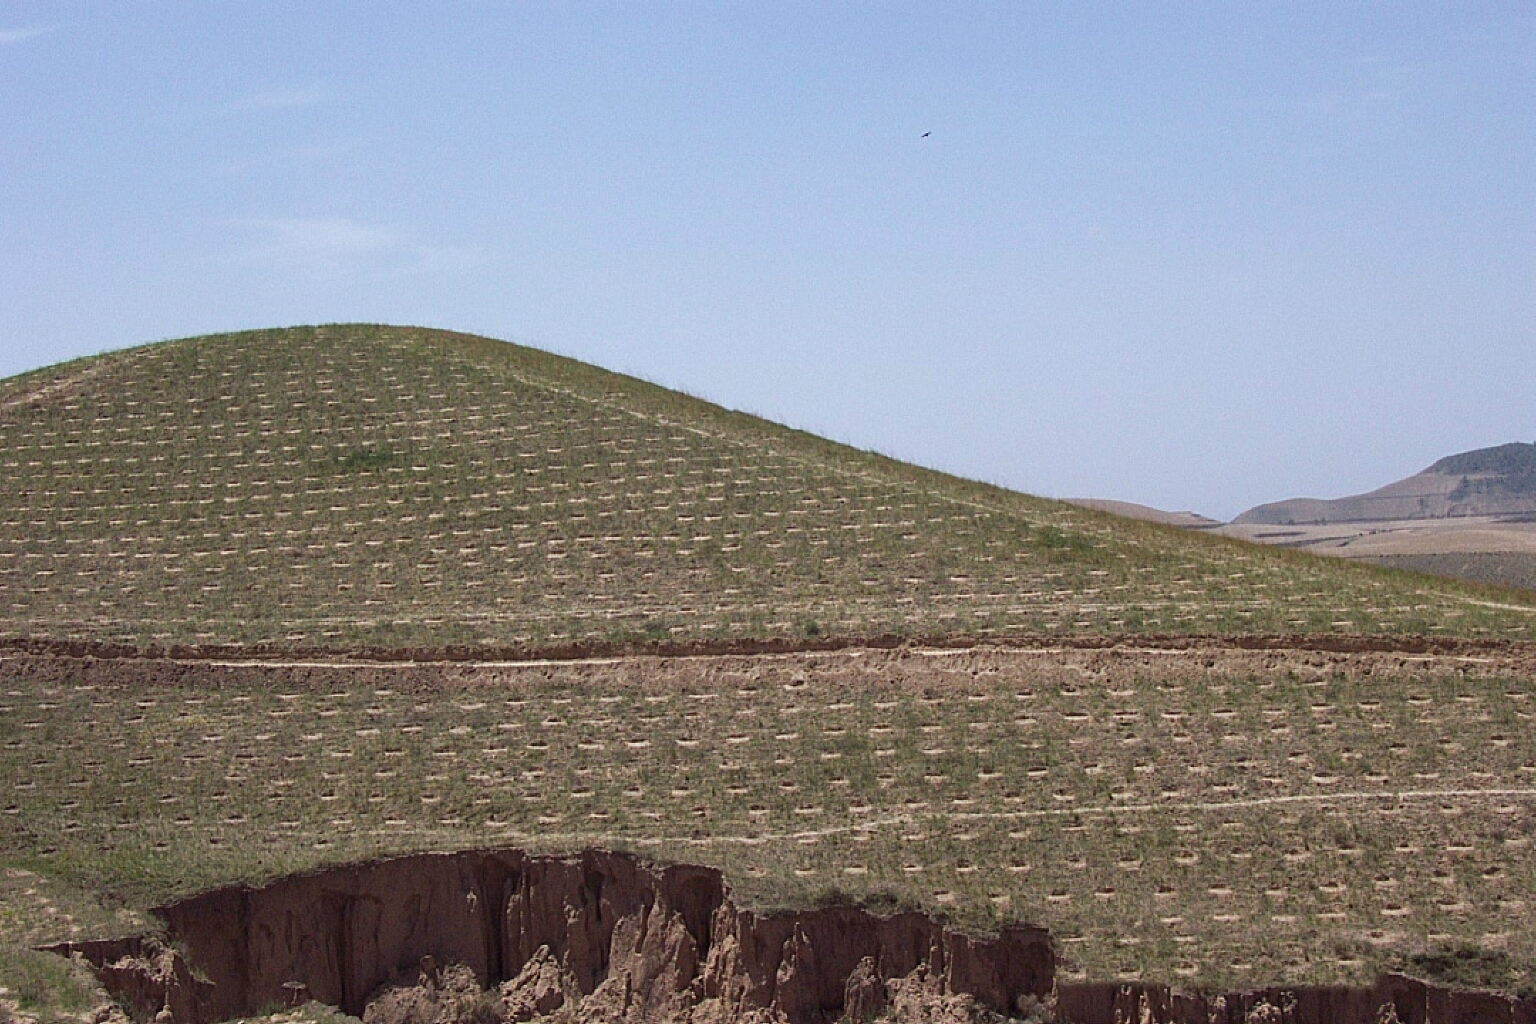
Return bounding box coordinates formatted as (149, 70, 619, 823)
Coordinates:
(46, 849, 1535, 1024)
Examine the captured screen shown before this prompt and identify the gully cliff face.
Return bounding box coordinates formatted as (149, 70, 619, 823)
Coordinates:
(47, 848, 1536, 1024)
(48, 848, 1052, 1024)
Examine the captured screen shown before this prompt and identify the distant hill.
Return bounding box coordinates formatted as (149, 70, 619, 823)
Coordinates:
(1064, 498, 1221, 529)
(1, 325, 1532, 647)
(1234, 442, 1536, 525)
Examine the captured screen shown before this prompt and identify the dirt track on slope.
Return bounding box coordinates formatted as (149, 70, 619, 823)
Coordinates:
(5, 631, 1536, 669)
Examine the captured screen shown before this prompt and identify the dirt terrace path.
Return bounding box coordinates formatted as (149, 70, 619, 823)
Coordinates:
(5, 630, 1536, 669)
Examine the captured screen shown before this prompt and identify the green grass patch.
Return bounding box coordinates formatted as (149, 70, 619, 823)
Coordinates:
(329, 447, 410, 474)
(0, 946, 106, 1022)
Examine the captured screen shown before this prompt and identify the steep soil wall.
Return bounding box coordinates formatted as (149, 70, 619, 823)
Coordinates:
(46, 849, 1536, 1024)
(49, 848, 1052, 1024)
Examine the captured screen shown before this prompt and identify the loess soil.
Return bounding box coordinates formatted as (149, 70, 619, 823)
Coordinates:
(43, 846, 1536, 1024)
(5, 637, 1536, 1002)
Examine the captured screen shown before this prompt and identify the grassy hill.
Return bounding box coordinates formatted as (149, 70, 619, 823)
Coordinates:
(1, 324, 1532, 648)
(5, 644, 1536, 1004)
(5, 327, 1536, 1017)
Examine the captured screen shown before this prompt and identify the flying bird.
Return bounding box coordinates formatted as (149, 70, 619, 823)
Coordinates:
(921, 131, 931, 138)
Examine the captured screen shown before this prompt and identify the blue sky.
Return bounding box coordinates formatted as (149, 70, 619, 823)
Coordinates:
(1, 3, 1530, 519)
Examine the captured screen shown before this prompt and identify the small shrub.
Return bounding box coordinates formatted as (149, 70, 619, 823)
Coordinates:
(451, 990, 504, 1024)
(812, 886, 854, 908)
(1033, 526, 1091, 553)
(1014, 993, 1055, 1024)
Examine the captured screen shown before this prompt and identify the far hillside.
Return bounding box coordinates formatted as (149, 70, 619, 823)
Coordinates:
(1, 324, 1532, 648)
(1065, 497, 1221, 529)
(1224, 442, 1536, 593)
(1235, 442, 1536, 525)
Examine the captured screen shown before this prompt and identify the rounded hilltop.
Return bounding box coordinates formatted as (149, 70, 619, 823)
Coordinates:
(0, 323, 1531, 649)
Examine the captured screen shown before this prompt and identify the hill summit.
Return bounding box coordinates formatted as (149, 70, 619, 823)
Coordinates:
(1234, 442, 1536, 526)
(1, 325, 1531, 647)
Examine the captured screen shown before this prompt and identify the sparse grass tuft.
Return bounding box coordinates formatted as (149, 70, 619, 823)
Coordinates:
(330, 447, 410, 474)
(0, 946, 105, 1021)
(1396, 946, 1536, 996)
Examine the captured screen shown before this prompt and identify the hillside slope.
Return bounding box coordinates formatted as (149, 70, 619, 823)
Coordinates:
(2, 325, 1532, 647)
(1235, 442, 1536, 525)
(1065, 498, 1221, 529)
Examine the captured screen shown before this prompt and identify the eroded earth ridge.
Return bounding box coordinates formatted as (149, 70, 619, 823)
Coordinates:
(49, 849, 1535, 1024)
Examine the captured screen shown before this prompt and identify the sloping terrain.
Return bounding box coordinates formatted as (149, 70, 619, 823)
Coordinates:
(1235, 443, 1536, 526)
(1222, 443, 1536, 592)
(5, 326, 1536, 1023)
(1214, 518, 1536, 593)
(1, 324, 1532, 648)
(1063, 499, 1221, 530)
(1361, 551, 1536, 594)
(4, 643, 1536, 1007)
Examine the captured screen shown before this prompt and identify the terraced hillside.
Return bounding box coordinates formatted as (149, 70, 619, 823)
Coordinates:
(1, 324, 1532, 648)
(5, 326, 1536, 1024)
(4, 644, 1536, 1004)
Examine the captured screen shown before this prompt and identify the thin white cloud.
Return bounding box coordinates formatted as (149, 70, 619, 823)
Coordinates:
(222, 217, 486, 282)
(227, 86, 328, 113)
(231, 216, 394, 265)
(259, 217, 396, 253)
(0, 25, 58, 45)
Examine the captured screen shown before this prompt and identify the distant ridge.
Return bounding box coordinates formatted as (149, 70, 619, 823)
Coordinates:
(1234, 442, 1536, 525)
(1, 325, 1532, 647)
(1064, 498, 1220, 529)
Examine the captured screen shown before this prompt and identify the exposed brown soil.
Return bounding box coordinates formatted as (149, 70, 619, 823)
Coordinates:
(6, 630, 1536, 668)
(47, 849, 1536, 1024)
(47, 848, 1052, 1024)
